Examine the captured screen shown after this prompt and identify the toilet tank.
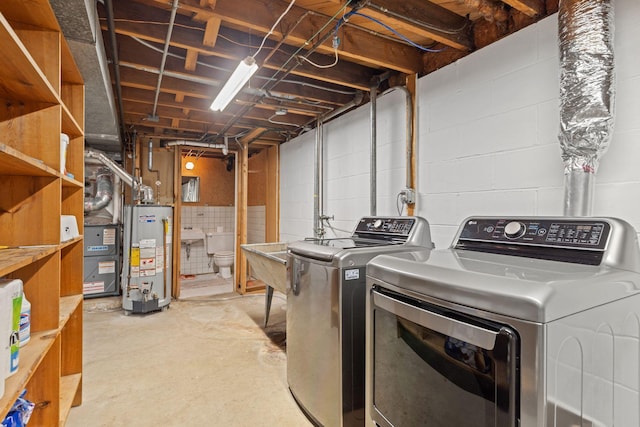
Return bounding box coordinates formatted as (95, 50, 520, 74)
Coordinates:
(206, 231, 234, 254)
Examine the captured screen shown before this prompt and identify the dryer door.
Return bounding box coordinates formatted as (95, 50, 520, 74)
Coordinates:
(371, 287, 520, 427)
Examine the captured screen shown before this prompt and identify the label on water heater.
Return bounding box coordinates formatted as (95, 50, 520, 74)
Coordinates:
(345, 269, 360, 280)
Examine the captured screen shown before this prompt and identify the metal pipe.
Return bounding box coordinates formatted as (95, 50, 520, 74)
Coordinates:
(85, 148, 155, 203)
(151, 0, 179, 119)
(84, 171, 114, 212)
(215, 1, 362, 141)
(147, 139, 161, 204)
(381, 85, 414, 191)
(86, 149, 136, 188)
(314, 119, 324, 238)
(166, 140, 227, 149)
(103, 0, 126, 144)
(558, 0, 615, 216)
(370, 84, 378, 216)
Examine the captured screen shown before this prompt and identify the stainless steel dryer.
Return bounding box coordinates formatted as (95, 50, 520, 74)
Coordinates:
(366, 216, 640, 427)
(287, 216, 433, 427)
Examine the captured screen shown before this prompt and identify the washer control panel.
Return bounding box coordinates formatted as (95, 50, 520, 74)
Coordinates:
(355, 217, 416, 238)
(458, 218, 611, 250)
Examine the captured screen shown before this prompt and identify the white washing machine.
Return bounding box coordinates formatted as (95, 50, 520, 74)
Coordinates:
(366, 216, 640, 427)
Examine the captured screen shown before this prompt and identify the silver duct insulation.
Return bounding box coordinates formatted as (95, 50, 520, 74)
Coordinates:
(559, 0, 615, 216)
(85, 149, 154, 203)
(84, 170, 114, 212)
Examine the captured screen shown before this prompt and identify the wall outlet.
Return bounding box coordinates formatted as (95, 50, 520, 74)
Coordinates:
(401, 188, 415, 205)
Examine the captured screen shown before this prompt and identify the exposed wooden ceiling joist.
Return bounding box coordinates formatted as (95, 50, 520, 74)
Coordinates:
(97, 0, 556, 147)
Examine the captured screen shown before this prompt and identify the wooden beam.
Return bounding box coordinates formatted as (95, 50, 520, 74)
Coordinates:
(265, 144, 279, 243)
(132, 0, 423, 73)
(234, 130, 258, 293)
(405, 73, 417, 216)
(203, 17, 221, 47)
(113, 36, 355, 104)
(364, 0, 473, 51)
(499, 0, 545, 17)
(184, 49, 198, 71)
(104, 8, 377, 91)
(173, 146, 182, 298)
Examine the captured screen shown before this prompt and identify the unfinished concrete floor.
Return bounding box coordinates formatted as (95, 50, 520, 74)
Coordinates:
(66, 293, 313, 426)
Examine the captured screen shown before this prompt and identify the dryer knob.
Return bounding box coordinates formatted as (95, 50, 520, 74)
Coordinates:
(504, 221, 526, 239)
(373, 219, 383, 229)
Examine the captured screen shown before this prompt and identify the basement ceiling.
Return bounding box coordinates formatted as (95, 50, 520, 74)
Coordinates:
(93, 0, 558, 152)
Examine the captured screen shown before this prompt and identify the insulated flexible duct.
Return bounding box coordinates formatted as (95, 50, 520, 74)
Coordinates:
(84, 169, 114, 212)
(559, 0, 615, 216)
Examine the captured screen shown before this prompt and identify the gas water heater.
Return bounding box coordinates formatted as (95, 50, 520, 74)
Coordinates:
(121, 205, 173, 314)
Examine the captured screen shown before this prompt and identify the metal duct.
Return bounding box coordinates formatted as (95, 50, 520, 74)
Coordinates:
(84, 169, 114, 212)
(85, 149, 154, 203)
(370, 84, 378, 216)
(165, 140, 228, 150)
(314, 119, 324, 238)
(559, 0, 615, 217)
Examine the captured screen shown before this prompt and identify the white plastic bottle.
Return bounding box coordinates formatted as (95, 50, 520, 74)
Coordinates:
(19, 292, 30, 347)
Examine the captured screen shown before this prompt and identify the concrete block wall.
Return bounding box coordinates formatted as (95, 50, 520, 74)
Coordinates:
(419, 0, 640, 248)
(280, 0, 640, 250)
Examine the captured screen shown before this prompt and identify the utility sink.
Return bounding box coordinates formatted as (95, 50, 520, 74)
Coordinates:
(180, 227, 205, 244)
(241, 242, 288, 293)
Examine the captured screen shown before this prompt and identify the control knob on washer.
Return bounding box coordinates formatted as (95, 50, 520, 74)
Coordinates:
(373, 219, 383, 229)
(504, 221, 526, 239)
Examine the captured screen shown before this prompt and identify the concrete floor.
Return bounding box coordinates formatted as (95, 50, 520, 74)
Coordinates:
(67, 293, 313, 426)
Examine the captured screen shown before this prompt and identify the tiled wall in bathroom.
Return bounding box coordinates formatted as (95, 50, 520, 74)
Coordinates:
(181, 206, 235, 275)
(180, 205, 266, 275)
(247, 206, 266, 244)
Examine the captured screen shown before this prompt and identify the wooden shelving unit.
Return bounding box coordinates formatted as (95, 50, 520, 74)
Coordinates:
(0, 1, 84, 425)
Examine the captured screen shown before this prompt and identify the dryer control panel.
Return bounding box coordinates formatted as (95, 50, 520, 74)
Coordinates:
(453, 218, 620, 265)
(458, 218, 610, 250)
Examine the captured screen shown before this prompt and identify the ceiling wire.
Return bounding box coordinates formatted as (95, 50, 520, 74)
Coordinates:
(129, 35, 356, 95)
(252, 0, 297, 59)
(212, 1, 361, 140)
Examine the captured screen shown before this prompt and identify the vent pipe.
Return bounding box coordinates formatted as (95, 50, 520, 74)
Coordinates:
(84, 169, 114, 213)
(558, 0, 615, 216)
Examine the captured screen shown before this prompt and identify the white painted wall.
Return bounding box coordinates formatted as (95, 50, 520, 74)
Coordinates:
(280, 0, 640, 249)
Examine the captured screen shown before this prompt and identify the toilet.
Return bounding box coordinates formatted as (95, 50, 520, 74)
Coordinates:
(206, 231, 234, 279)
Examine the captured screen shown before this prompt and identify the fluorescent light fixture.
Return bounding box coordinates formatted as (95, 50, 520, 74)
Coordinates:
(185, 161, 195, 170)
(210, 56, 259, 112)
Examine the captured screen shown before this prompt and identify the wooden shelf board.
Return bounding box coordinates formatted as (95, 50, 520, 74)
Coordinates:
(61, 39, 82, 85)
(61, 174, 83, 188)
(0, 329, 58, 416)
(0, 15, 57, 104)
(59, 295, 82, 328)
(0, 0, 60, 31)
(0, 143, 58, 178)
(59, 236, 83, 250)
(59, 373, 82, 425)
(61, 103, 83, 138)
(0, 246, 58, 277)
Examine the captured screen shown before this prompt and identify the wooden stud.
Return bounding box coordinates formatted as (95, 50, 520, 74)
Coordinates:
(185, 49, 198, 71)
(405, 73, 417, 216)
(203, 17, 221, 47)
